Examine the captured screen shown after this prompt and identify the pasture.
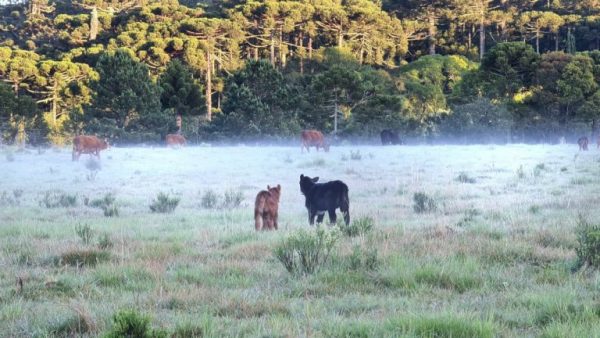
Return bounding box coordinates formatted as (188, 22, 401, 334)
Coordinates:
(1, 144, 599, 337)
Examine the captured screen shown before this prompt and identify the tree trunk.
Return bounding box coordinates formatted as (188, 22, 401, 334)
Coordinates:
(308, 36, 313, 59)
(427, 11, 436, 55)
(52, 80, 58, 126)
(279, 29, 286, 68)
(555, 31, 559, 51)
(253, 47, 258, 60)
(536, 31, 540, 53)
(205, 52, 212, 121)
(338, 30, 343, 47)
(479, 17, 485, 60)
(270, 30, 276, 66)
(89, 6, 99, 41)
(592, 119, 598, 143)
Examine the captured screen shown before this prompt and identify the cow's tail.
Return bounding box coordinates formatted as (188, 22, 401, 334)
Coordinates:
(339, 185, 350, 225)
(254, 193, 266, 231)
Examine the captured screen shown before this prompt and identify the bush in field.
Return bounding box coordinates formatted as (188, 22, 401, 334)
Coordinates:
(0, 189, 22, 206)
(274, 228, 339, 275)
(338, 216, 374, 237)
(222, 189, 244, 208)
(201, 190, 219, 209)
(575, 218, 600, 269)
(40, 190, 77, 208)
(150, 192, 180, 213)
(75, 223, 94, 245)
(348, 244, 379, 271)
(455, 172, 476, 183)
(350, 150, 362, 160)
(413, 192, 437, 213)
(89, 193, 119, 217)
(104, 309, 167, 338)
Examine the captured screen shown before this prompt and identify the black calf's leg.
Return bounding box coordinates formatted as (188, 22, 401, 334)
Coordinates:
(309, 210, 317, 225)
(328, 209, 337, 224)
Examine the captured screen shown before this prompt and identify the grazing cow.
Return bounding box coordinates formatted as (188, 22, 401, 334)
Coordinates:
(72, 135, 109, 161)
(254, 185, 281, 231)
(299, 174, 350, 225)
(166, 134, 186, 147)
(301, 130, 329, 153)
(380, 129, 401, 145)
(578, 136, 589, 151)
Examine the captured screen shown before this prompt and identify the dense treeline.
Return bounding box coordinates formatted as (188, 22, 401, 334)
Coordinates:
(0, 0, 599, 145)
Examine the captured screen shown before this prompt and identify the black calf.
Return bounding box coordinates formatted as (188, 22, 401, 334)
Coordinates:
(299, 174, 350, 225)
(380, 129, 401, 145)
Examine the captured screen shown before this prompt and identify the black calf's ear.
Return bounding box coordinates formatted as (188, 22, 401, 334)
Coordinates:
(300, 174, 304, 179)
(313, 177, 319, 182)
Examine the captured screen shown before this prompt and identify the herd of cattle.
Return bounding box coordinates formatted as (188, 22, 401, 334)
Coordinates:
(70, 130, 593, 230)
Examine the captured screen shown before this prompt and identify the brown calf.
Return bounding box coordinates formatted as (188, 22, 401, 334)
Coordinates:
(254, 185, 281, 231)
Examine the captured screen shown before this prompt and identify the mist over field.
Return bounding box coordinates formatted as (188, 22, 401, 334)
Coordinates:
(1, 143, 600, 336)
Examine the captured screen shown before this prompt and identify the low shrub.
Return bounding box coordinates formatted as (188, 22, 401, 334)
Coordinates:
(75, 223, 94, 245)
(150, 192, 180, 213)
(89, 193, 119, 217)
(456, 172, 476, 183)
(40, 190, 77, 208)
(413, 192, 437, 213)
(338, 216, 374, 237)
(575, 218, 600, 269)
(104, 309, 167, 338)
(273, 228, 339, 275)
(201, 190, 219, 209)
(222, 189, 244, 208)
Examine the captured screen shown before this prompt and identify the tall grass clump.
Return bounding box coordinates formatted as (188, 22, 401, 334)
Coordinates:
(89, 193, 119, 217)
(273, 228, 339, 275)
(222, 189, 244, 208)
(350, 150, 362, 160)
(575, 218, 600, 270)
(338, 216, 374, 237)
(39, 190, 77, 208)
(103, 309, 167, 338)
(56, 249, 110, 268)
(413, 192, 437, 213)
(456, 172, 476, 183)
(386, 314, 495, 338)
(150, 192, 180, 213)
(201, 190, 219, 209)
(75, 223, 94, 245)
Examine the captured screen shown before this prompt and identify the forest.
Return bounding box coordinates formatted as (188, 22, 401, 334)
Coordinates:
(0, 0, 599, 145)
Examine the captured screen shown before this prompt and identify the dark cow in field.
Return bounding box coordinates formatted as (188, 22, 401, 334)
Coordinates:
(72, 135, 109, 161)
(166, 134, 186, 147)
(299, 174, 350, 225)
(254, 184, 281, 231)
(301, 130, 329, 153)
(380, 129, 401, 145)
(578, 136, 589, 151)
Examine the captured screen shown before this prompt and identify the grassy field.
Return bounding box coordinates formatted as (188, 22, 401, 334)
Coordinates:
(1, 144, 599, 337)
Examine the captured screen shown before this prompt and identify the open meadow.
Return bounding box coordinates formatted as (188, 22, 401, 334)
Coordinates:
(1, 143, 600, 337)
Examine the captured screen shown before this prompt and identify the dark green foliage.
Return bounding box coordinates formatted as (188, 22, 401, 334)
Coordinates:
(214, 60, 300, 137)
(273, 228, 339, 275)
(413, 192, 437, 213)
(103, 309, 167, 338)
(480, 42, 540, 96)
(86, 50, 169, 143)
(575, 218, 600, 269)
(158, 59, 203, 120)
(149, 192, 180, 213)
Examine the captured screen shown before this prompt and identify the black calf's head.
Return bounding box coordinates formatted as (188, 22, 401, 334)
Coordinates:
(299, 174, 319, 195)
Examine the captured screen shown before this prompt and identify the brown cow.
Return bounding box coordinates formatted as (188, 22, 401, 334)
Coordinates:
(578, 136, 589, 151)
(166, 134, 186, 147)
(254, 184, 281, 231)
(72, 135, 109, 161)
(301, 130, 329, 153)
